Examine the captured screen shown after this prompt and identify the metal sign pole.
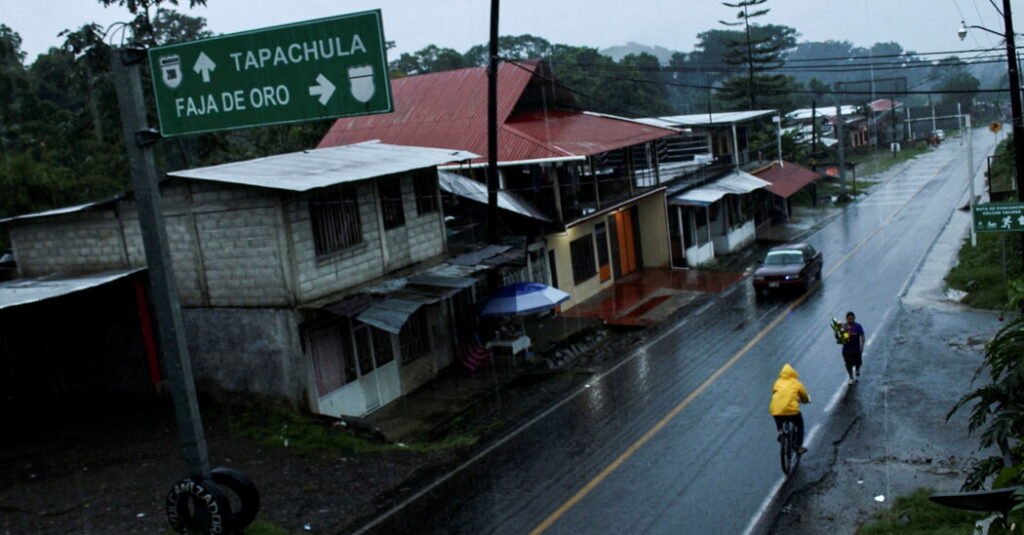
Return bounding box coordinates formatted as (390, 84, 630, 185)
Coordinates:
(967, 114, 977, 246)
(110, 47, 210, 479)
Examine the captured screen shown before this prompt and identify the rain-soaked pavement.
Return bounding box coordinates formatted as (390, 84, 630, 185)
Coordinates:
(353, 130, 999, 535)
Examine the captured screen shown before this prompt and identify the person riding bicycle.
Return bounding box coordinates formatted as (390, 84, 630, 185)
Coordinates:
(770, 363, 811, 454)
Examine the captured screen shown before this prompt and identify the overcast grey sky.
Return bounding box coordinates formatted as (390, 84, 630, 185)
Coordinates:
(2, 0, 1020, 63)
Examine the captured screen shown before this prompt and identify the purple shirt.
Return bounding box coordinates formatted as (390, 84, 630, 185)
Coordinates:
(842, 322, 864, 354)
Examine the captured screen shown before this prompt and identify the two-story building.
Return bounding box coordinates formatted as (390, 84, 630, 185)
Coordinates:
(638, 111, 777, 267)
(0, 141, 497, 417)
(317, 59, 678, 310)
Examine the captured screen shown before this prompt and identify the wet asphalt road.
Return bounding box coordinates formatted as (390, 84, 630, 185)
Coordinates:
(355, 132, 997, 535)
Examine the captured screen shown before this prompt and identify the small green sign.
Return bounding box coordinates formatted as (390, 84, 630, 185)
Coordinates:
(973, 202, 1024, 233)
(148, 10, 391, 136)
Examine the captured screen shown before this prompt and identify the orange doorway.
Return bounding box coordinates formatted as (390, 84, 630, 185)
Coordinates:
(611, 207, 640, 278)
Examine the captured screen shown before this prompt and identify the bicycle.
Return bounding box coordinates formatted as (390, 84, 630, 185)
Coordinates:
(779, 420, 802, 474)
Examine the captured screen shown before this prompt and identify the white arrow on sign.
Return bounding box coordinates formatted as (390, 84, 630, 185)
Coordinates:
(308, 73, 336, 105)
(193, 52, 216, 83)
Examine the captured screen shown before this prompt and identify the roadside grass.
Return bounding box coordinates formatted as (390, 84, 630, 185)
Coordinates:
(856, 488, 986, 535)
(227, 410, 500, 454)
(792, 143, 933, 208)
(854, 142, 934, 177)
(812, 177, 880, 202)
(946, 233, 1024, 310)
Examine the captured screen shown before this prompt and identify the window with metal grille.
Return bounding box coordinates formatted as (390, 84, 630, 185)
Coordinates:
(379, 177, 406, 229)
(571, 234, 597, 284)
(309, 187, 362, 256)
(400, 310, 430, 363)
(372, 327, 394, 365)
(414, 171, 438, 215)
(307, 320, 357, 397)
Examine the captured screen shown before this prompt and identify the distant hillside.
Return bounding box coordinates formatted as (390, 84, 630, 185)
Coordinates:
(600, 41, 676, 64)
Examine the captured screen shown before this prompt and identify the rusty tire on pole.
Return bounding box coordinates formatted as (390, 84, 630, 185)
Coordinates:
(211, 466, 261, 531)
(165, 476, 231, 534)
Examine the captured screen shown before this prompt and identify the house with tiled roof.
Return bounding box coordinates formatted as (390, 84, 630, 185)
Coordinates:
(319, 59, 678, 310)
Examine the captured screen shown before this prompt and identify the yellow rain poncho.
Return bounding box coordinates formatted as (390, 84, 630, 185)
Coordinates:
(770, 364, 810, 416)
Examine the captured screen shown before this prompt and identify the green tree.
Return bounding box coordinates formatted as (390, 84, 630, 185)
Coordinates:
(718, 0, 797, 109)
(618, 52, 671, 116)
(463, 34, 553, 66)
(948, 315, 1024, 492)
(388, 44, 471, 77)
(931, 56, 981, 112)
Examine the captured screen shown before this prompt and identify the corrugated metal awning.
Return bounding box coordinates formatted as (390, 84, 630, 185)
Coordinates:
(639, 109, 777, 128)
(0, 195, 123, 225)
(449, 245, 512, 266)
(0, 268, 144, 310)
(355, 298, 424, 334)
(438, 170, 551, 222)
(324, 293, 378, 318)
(671, 171, 771, 206)
(168, 141, 479, 192)
(754, 161, 823, 199)
(407, 273, 477, 289)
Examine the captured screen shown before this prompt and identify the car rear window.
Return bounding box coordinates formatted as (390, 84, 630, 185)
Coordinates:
(765, 251, 804, 265)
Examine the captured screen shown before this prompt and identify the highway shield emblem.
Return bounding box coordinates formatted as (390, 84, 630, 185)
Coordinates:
(160, 55, 183, 89)
(348, 65, 375, 103)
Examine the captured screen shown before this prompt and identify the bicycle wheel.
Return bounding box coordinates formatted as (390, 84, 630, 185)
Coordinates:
(779, 422, 794, 474)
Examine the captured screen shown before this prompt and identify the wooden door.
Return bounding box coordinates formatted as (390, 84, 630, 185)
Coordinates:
(614, 210, 638, 276)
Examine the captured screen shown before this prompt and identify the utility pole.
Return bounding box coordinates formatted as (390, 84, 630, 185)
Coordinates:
(811, 99, 818, 171)
(774, 114, 783, 165)
(486, 0, 500, 244)
(811, 100, 819, 206)
(836, 82, 847, 198)
(967, 114, 977, 246)
(1000, 0, 1024, 260)
(930, 95, 937, 133)
(906, 103, 912, 140)
(110, 48, 209, 479)
(891, 95, 898, 154)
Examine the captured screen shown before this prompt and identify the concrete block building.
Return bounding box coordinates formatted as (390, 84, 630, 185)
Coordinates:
(1, 141, 490, 417)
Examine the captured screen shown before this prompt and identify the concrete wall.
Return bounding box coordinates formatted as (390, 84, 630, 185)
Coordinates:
(636, 192, 670, 269)
(7, 180, 293, 307)
(183, 307, 310, 407)
(6, 172, 447, 308)
(398, 304, 452, 394)
(287, 172, 446, 303)
(9, 210, 129, 277)
(546, 217, 606, 310)
(546, 190, 670, 310)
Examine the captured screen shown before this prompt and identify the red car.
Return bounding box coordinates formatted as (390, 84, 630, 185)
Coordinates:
(752, 243, 823, 295)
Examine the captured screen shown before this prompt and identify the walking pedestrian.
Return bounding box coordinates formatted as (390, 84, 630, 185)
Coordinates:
(841, 311, 865, 384)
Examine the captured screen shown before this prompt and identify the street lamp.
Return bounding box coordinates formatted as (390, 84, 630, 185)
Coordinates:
(957, 0, 1024, 264)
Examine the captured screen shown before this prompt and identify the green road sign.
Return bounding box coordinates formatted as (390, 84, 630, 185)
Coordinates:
(147, 10, 391, 136)
(973, 202, 1024, 233)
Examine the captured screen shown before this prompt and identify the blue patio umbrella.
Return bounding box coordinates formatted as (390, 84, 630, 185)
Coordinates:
(479, 282, 570, 317)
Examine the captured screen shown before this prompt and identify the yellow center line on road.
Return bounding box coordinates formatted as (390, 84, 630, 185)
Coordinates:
(530, 165, 940, 535)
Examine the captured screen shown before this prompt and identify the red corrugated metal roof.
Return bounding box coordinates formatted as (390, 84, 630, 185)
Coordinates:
(868, 98, 903, 112)
(317, 60, 676, 163)
(754, 161, 822, 198)
(318, 61, 538, 153)
(504, 111, 676, 160)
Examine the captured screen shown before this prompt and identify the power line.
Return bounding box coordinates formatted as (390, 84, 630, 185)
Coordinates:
(541, 55, 1005, 74)
(572, 71, 1011, 96)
